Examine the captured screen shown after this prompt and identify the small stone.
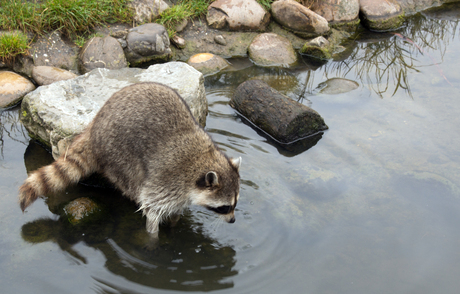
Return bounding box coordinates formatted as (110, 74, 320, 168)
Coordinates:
(175, 19, 188, 33)
(360, 0, 405, 31)
(117, 38, 127, 49)
(207, 0, 271, 31)
(0, 71, 35, 108)
(32, 66, 78, 86)
(110, 29, 129, 39)
(317, 78, 359, 94)
(248, 33, 297, 67)
(271, 0, 330, 38)
(171, 35, 186, 49)
(125, 23, 172, 66)
(214, 35, 227, 46)
(129, 0, 170, 24)
(301, 36, 332, 60)
(79, 35, 128, 74)
(64, 197, 101, 225)
(310, 0, 360, 26)
(187, 53, 229, 76)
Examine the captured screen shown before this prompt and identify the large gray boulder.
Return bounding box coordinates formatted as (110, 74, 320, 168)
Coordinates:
(124, 23, 172, 66)
(360, 0, 405, 31)
(271, 0, 330, 38)
(207, 0, 271, 31)
(79, 36, 128, 74)
(21, 62, 207, 159)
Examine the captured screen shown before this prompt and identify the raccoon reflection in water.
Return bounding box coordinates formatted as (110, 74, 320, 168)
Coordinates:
(18, 82, 241, 249)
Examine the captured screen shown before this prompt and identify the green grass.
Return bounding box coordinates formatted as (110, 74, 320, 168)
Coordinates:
(257, 0, 275, 10)
(0, 32, 30, 62)
(156, 0, 213, 37)
(0, 0, 133, 36)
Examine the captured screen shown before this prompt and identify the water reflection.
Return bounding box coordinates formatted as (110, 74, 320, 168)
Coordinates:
(0, 107, 28, 162)
(21, 187, 237, 291)
(322, 11, 458, 98)
(21, 140, 237, 292)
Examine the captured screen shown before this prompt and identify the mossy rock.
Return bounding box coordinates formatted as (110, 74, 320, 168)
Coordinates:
(64, 197, 104, 225)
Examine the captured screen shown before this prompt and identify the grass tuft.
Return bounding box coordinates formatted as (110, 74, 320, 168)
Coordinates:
(0, 32, 30, 62)
(156, 0, 213, 37)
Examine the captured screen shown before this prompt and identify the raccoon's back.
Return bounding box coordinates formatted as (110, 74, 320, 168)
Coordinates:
(89, 82, 204, 197)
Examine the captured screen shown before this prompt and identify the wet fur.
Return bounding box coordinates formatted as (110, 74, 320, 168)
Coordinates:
(19, 82, 241, 246)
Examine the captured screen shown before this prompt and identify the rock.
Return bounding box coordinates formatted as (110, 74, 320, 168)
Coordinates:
(79, 36, 128, 74)
(359, 0, 405, 31)
(171, 35, 186, 49)
(230, 80, 328, 143)
(21, 62, 207, 159)
(94, 23, 131, 39)
(317, 78, 359, 94)
(214, 35, 227, 46)
(187, 53, 229, 76)
(207, 0, 271, 31)
(175, 19, 188, 33)
(310, 0, 360, 29)
(399, 0, 448, 15)
(31, 66, 78, 86)
(125, 23, 172, 66)
(248, 33, 297, 67)
(64, 197, 101, 225)
(300, 36, 332, 60)
(0, 71, 35, 108)
(29, 31, 79, 73)
(271, 0, 330, 38)
(128, 0, 170, 24)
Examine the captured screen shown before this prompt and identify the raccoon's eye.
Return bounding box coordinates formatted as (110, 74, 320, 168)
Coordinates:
(206, 205, 232, 214)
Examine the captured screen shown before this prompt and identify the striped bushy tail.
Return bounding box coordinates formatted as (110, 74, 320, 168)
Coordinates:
(19, 129, 97, 211)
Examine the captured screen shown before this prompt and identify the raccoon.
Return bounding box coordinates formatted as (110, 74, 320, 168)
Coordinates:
(19, 82, 241, 247)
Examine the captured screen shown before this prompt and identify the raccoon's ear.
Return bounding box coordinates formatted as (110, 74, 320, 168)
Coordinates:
(230, 157, 242, 171)
(205, 171, 219, 187)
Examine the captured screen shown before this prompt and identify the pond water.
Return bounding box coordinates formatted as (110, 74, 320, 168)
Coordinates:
(2, 4, 460, 294)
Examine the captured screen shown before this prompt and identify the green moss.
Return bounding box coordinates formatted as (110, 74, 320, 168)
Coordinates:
(301, 46, 332, 60)
(361, 12, 406, 31)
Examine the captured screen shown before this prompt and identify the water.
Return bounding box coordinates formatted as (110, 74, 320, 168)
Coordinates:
(2, 4, 460, 293)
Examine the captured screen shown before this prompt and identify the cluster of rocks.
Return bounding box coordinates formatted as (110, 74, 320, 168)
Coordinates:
(1, 0, 457, 143)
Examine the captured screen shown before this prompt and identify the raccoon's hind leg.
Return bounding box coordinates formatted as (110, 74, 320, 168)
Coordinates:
(18, 130, 97, 211)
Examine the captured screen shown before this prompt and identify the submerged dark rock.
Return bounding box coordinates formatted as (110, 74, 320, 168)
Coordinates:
(230, 79, 328, 143)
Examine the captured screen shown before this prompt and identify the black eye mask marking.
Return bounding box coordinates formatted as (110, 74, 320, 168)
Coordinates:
(206, 205, 232, 214)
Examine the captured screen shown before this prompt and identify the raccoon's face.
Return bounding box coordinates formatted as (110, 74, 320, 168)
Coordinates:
(191, 157, 241, 223)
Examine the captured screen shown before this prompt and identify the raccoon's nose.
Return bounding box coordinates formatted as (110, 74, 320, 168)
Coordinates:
(228, 217, 235, 223)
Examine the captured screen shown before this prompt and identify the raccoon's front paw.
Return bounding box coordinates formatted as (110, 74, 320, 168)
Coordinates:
(143, 232, 160, 251)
